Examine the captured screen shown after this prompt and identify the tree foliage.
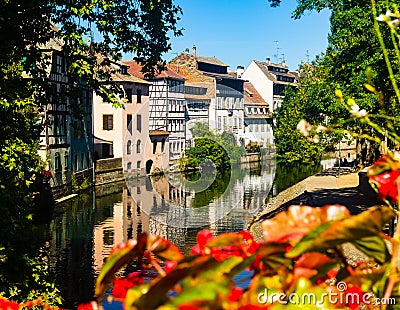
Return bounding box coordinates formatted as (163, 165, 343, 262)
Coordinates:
(181, 123, 246, 171)
(0, 0, 182, 303)
(273, 87, 328, 164)
(270, 0, 400, 166)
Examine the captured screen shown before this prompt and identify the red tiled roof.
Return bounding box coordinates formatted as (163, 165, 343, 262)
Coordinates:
(244, 82, 267, 104)
(123, 61, 185, 80)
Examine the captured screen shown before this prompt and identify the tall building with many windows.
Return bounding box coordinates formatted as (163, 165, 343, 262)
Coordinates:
(241, 58, 298, 113)
(170, 46, 245, 146)
(36, 38, 93, 198)
(124, 61, 186, 165)
(92, 61, 161, 175)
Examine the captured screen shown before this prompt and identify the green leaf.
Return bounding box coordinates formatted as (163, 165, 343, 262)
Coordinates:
(95, 233, 148, 297)
(147, 235, 184, 262)
(206, 233, 244, 248)
(288, 206, 395, 258)
(168, 278, 230, 306)
(257, 242, 292, 270)
(129, 256, 218, 310)
(352, 235, 390, 264)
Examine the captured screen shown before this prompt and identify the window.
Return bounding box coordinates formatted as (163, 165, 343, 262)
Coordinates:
(65, 152, 69, 170)
(55, 153, 61, 171)
(136, 140, 141, 153)
(137, 114, 142, 132)
(74, 154, 78, 171)
(53, 115, 58, 135)
(103, 115, 113, 130)
(153, 141, 157, 154)
(137, 89, 142, 103)
(127, 140, 132, 155)
(137, 161, 141, 169)
(127, 162, 132, 170)
(223, 116, 227, 129)
(253, 108, 257, 114)
(81, 153, 85, 170)
(161, 138, 165, 152)
(127, 114, 132, 134)
(247, 108, 251, 114)
(125, 88, 132, 103)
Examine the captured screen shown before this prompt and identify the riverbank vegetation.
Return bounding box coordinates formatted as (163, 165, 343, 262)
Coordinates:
(180, 123, 246, 171)
(274, 0, 400, 167)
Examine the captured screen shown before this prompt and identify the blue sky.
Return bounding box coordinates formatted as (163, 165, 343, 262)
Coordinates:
(163, 0, 331, 71)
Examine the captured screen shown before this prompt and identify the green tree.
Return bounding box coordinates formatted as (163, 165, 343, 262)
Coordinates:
(274, 87, 327, 164)
(0, 0, 182, 303)
(269, 0, 400, 166)
(181, 123, 245, 171)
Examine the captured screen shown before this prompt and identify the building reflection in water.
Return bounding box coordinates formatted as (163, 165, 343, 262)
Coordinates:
(48, 160, 275, 308)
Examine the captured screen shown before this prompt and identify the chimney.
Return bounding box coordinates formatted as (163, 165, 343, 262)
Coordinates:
(236, 65, 245, 78)
(192, 45, 197, 58)
(266, 58, 270, 65)
(185, 48, 189, 53)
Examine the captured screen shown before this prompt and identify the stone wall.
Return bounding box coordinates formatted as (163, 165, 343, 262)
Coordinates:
(95, 157, 124, 185)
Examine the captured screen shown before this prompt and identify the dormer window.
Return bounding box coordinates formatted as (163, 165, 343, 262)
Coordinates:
(120, 66, 128, 74)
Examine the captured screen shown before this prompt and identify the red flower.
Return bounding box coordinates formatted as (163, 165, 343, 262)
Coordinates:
(77, 301, 98, 310)
(368, 153, 400, 204)
(344, 285, 364, 310)
(42, 169, 52, 179)
(369, 170, 400, 204)
(190, 230, 213, 255)
(0, 298, 19, 310)
(228, 287, 243, 302)
(112, 272, 144, 299)
(164, 260, 177, 273)
(178, 304, 203, 310)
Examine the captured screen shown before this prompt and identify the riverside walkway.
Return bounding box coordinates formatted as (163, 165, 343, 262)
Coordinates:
(249, 167, 387, 264)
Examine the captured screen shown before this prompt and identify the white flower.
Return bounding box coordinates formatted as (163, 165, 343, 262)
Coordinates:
(350, 104, 360, 114)
(316, 125, 327, 133)
(350, 104, 368, 118)
(297, 120, 312, 137)
(376, 14, 386, 22)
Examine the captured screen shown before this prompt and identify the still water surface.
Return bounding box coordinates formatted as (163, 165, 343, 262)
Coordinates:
(47, 160, 324, 308)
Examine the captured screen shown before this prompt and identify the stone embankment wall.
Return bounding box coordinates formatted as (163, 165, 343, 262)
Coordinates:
(95, 157, 124, 185)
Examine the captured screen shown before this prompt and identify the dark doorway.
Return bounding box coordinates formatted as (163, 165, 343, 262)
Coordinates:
(146, 160, 153, 174)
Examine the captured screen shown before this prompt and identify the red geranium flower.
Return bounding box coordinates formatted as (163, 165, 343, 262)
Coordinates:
(345, 285, 364, 310)
(368, 153, 400, 204)
(190, 230, 213, 255)
(112, 272, 144, 299)
(0, 298, 19, 310)
(228, 287, 243, 302)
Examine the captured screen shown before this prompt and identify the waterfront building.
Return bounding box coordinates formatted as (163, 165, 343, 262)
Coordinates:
(243, 82, 274, 147)
(170, 46, 245, 146)
(123, 61, 185, 165)
(36, 38, 93, 198)
(241, 58, 298, 113)
(92, 61, 158, 175)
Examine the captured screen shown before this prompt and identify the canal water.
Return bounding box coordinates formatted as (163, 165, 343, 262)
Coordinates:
(46, 159, 325, 308)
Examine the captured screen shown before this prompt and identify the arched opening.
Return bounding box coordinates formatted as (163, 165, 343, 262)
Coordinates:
(127, 140, 132, 155)
(146, 160, 153, 174)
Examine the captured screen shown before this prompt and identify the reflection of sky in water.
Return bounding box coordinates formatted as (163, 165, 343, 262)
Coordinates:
(48, 161, 276, 308)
